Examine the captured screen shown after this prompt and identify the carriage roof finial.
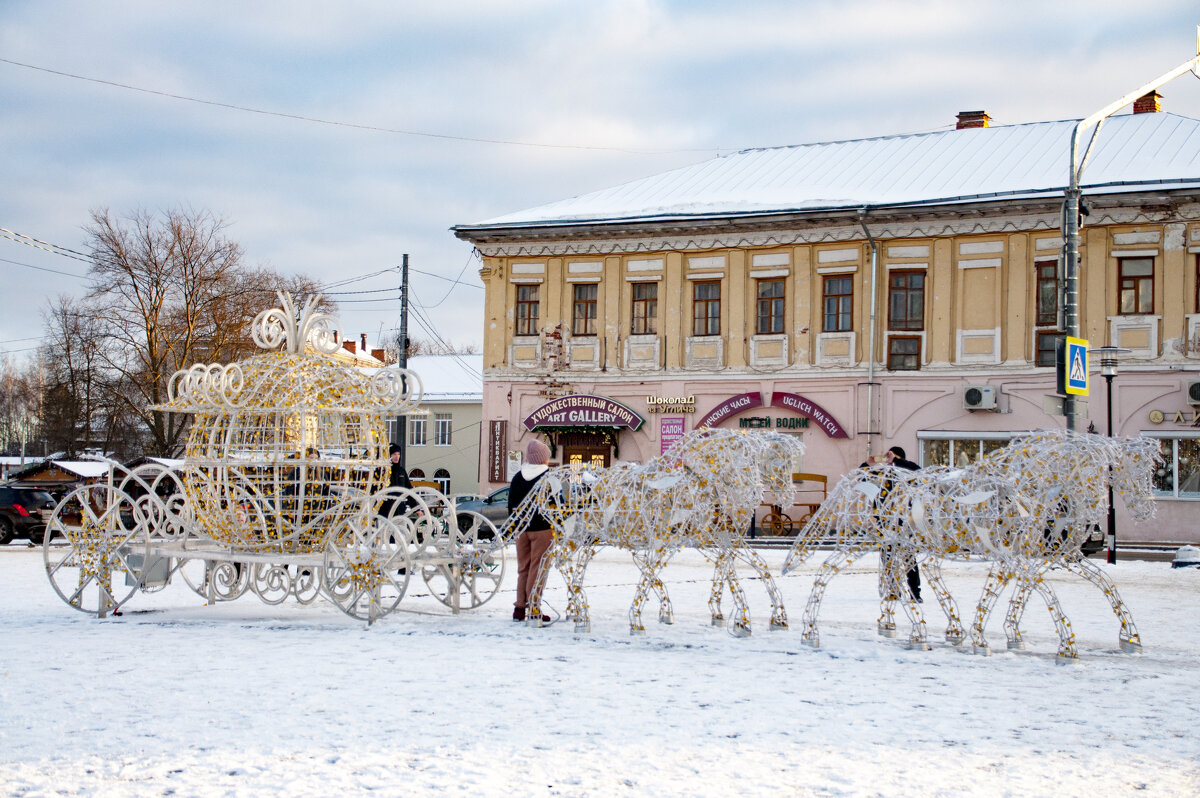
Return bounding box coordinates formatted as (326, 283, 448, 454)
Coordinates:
(251, 291, 341, 355)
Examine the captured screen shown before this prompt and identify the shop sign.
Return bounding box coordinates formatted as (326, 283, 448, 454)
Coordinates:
(660, 416, 686, 455)
(1148, 409, 1200, 426)
(696, 392, 763, 428)
(487, 420, 507, 482)
(523, 394, 644, 431)
(770, 392, 849, 438)
(739, 416, 809, 430)
(646, 395, 696, 414)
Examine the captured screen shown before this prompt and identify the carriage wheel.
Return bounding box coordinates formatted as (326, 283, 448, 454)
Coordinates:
(761, 511, 790, 536)
(43, 485, 148, 617)
(422, 511, 506, 611)
(322, 514, 412, 624)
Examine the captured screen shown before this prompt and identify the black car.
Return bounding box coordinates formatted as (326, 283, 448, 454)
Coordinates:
(0, 485, 57, 544)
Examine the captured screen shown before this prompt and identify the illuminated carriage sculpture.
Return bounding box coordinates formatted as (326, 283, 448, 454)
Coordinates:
(43, 294, 505, 623)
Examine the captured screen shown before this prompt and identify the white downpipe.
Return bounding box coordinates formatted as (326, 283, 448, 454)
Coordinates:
(860, 209, 879, 460)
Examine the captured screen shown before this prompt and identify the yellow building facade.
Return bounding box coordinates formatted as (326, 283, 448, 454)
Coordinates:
(457, 108, 1200, 545)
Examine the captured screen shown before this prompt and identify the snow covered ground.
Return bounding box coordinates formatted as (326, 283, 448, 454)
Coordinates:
(1, 543, 1198, 797)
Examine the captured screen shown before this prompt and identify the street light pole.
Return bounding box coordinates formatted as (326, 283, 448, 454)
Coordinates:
(1091, 346, 1129, 564)
(1061, 30, 1200, 431)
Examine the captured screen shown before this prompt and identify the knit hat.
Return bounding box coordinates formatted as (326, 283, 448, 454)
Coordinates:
(888, 446, 906, 460)
(388, 443, 402, 456)
(525, 439, 550, 465)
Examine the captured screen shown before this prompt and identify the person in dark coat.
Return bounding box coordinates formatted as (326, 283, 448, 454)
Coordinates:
(881, 445, 922, 602)
(509, 439, 553, 622)
(380, 443, 415, 518)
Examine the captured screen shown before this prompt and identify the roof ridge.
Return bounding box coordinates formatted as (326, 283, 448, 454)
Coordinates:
(727, 112, 1198, 157)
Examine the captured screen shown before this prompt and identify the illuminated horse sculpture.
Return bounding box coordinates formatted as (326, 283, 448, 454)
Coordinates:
(965, 430, 1159, 660)
(783, 430, 1159, 661)
(507, 429, 804, 636)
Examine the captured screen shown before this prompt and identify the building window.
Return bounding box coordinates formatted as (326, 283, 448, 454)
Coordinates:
(823, 276, 853, 332)
(888, 270, 924, 331)
(409, 416, 427, 446)
(1194, 255, 1200, 312)
(410, 468, 425, 480)
(435, 412, 452, 446)
(572, 284, 597, 336)
(692, 281, 721, 336)
(1036, 261, 1060, 326)
(515, 284, 539, 336)
(920, 435, 1013, 468)
(1036, 331, 1062, 368)
(434, 468, 451, 494)
(631, 282, 657, 335)
(1150, 435, 1200, 497)
(887, 335, 921, 371)
(1118, 257, 1154, 315)
(755, 279, 785, 335)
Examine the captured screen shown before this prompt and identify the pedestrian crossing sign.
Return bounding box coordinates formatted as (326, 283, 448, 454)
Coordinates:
(1065, 337, 1088, 396)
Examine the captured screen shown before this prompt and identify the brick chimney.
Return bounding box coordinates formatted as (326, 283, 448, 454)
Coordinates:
(360, 333, 368, 351)
(342, 340, 356, 355)
(1133, 90, 1162, 114)
(956, 110, 991, 130)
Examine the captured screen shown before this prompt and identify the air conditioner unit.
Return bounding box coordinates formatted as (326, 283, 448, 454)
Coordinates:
(963, 385, 997, 411)
(1187, 380, 1200, 407)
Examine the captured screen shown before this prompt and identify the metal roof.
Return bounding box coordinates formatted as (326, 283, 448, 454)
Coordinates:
(463, 113, 1200, 231)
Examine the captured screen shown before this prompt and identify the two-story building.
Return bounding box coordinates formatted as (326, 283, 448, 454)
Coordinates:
(454, 100, 1200, 545)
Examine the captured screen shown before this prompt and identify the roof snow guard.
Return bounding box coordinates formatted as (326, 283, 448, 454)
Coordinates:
(455, 113, 1200, 236)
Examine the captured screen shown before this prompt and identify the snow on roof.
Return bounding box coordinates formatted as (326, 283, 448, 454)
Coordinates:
(461, 113, 1200, 230)
(404, 354, 483, 403)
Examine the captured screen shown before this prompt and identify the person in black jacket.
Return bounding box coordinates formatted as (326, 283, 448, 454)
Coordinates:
(509, 438, 553, 622)
(379, 443, 415, 519)
(881, 445, 922, 602)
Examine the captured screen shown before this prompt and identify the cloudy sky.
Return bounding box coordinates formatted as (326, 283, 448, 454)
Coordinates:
(2, 1, 1199, 359)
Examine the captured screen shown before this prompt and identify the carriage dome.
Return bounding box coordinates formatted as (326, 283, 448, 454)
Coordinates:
(154, 293, 422, 553)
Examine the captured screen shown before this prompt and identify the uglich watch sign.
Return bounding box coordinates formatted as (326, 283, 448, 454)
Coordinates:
(523, 394, 644, 431)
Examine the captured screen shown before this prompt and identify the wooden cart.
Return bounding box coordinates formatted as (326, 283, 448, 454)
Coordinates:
(759, 472, 827, 536)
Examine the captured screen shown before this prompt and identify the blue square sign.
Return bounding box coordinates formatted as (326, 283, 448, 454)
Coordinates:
(1065, 337, 1088, 396)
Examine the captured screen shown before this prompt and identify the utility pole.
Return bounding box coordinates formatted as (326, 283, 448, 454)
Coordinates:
(393, 253, 409, 468)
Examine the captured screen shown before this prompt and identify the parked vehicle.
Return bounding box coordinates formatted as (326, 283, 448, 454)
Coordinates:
(0, 485, 57, 544)
(455, 487, 510, 536)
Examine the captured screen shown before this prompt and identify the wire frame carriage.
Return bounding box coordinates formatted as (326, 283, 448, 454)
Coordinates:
(42, 293, 506, 623)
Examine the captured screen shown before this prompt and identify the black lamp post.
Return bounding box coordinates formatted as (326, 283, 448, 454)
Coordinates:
(1090, 346, 1130, 563)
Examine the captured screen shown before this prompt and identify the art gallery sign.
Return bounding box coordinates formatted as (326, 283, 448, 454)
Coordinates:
(523, 394, 644, 430)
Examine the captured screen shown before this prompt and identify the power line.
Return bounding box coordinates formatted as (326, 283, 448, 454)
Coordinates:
(1, 57, 717, 155)
(0, 254, 88, 279)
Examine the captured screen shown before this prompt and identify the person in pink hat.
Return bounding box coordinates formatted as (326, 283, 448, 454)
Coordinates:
(507, 438, 553, 621)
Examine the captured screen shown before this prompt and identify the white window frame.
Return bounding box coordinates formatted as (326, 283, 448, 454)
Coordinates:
(1140, 430, 1200, 500)
(409, 416, 427, 446)
(435, 412, 453, 446)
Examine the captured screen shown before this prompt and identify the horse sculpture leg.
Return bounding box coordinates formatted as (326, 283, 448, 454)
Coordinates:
(735, 545, 788, 630)
(564, 543, 598, 633)
(970, 565, 1012, 655)
(802, 549, 858, 648)
(1003, 574, 1034, 651)
(1065, 555, 1143, 653)
(707, 550, 729, 626)
(1021, 570, 1079, 663)
(882, 549, 930, 651)
(628, 551, 663, 635)
(922, 560, 965, 644)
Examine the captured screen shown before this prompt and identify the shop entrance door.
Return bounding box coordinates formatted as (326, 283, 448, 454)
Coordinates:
(563, 445, 610, 468)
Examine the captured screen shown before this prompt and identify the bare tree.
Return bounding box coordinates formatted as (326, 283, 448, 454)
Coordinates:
(386, 334, 479, 362)
(80, 207, 334, 456)
(0, 355, 41, 458)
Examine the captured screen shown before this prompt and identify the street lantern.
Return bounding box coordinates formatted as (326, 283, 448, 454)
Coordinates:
(1089, 346, 1130, 563)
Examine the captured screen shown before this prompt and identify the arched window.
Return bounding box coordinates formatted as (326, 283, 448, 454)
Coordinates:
(409, 468, 425, 479)
(434, 468, 451, 494)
